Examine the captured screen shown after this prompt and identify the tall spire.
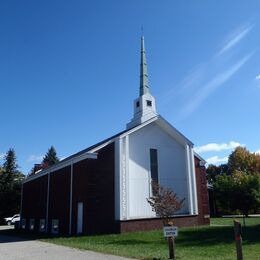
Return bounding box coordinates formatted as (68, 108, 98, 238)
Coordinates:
(126, 36, 157, 129)
(139, 36, 149, 96)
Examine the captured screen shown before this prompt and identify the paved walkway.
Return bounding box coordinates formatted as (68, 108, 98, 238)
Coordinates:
(0, 226, 131, 260)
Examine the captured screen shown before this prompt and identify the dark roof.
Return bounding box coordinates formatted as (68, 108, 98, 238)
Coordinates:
(56, 127, 134, 165)
(41, 115, 194, 170)
(194, 152, 206, 163)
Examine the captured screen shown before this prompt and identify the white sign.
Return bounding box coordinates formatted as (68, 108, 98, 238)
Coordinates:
(163, 226, 178, 237)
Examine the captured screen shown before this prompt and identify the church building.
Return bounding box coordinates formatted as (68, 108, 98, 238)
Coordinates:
(21, 37, 209, 235)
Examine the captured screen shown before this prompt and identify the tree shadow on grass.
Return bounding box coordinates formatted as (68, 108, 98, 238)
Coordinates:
(107, 239, 151, 246)
(176, 225, 260, 247)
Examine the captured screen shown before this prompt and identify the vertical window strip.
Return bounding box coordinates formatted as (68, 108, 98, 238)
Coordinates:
(150, 149, 158, 195)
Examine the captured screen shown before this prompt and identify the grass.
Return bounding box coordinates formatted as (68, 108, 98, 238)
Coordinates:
(1, 217, 260, 259)
(40, 217, 260, 260)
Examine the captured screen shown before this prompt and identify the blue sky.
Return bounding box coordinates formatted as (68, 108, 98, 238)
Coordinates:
(1, 0, 260, 174)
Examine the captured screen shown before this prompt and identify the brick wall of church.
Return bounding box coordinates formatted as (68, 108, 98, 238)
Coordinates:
(21, 143, 116, 236)
(194, 156, 210, 225)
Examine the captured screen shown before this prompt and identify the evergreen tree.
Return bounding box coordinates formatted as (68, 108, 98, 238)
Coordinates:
(0, 149, 24, 223)
(2, 148, 18, 183)
(42, 146, 59, 166)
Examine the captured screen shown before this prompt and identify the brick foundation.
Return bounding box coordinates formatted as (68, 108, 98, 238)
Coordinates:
(119, 215, 209, 233)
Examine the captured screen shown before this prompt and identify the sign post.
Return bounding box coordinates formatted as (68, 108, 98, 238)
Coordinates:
(163, 226, 178, 260)
(234, 220, 243, 260)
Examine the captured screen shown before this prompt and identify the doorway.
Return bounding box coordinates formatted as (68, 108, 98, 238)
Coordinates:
(77, 202, 83, 234)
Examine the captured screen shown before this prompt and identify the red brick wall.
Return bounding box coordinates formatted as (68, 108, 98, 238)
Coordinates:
(119, 215, 203, 233)
(22, 175, 48, 230)
(22, 143, 115, 236)
(194, 156, 210, 225)
(72, 143, 116, 235)
(48, 166, 71, 235)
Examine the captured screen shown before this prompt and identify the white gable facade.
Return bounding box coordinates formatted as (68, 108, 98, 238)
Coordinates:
(115, 116, 198, 221)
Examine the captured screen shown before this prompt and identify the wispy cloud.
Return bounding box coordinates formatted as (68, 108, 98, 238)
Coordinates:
(161, 22, 254, 118)
(206, 156, 228, 165)
(255, 74, 260, 80)
(183, 52, 253, 116)
(216, 24, 253, 56)
(0, 153, 5, 160)
(27, 155, 44, 162)
(194, 141, 242, 153)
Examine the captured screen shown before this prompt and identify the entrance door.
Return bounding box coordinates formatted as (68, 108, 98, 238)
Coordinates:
(77, 202, 83, 234)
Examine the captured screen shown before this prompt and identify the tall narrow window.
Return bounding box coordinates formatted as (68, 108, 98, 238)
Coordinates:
(21, 218, 26, 229)
(29, 219, 35, 230)
(150, 149, 158, 195)
(39, 219, 45, 232)
(52, 219, 59, 234)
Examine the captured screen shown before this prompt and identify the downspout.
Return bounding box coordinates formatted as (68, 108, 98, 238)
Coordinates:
(46, 172, 50, 233)
(69, 163, 73, 235)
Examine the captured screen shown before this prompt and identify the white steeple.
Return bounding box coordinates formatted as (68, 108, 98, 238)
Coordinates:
(126, 36, 157, 129)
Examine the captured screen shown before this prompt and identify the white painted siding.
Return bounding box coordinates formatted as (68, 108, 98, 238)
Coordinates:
(127, 122, 189, 219)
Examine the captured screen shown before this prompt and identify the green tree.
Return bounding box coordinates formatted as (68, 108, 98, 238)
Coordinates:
(206, 163, 229, 184)
(0, 149, 24, 223)
(228, 147, 260, 175)
(232, 171, 260, 216)
(214, 172, 260, 218)
(1, 149, 18, 183)
(42, 146, 59, 166)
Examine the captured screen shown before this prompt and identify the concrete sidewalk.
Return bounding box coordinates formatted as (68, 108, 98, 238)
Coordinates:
(0, 227, 132, 260)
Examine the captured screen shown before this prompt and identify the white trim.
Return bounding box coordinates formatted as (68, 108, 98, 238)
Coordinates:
(23, 152, 97, 183)
(90, 117, 159, 156)
(190, 148, 198, 214)
(121, 117, 158, 139)
(121, 137, 128, 220)
(69, 164, 73, 235)
(114, 139, 121, 220)
(155, 116, 193, 147)
(185, 144, 193, 214)
(125, 135, 130, 220)
(45, 172, 50, 233)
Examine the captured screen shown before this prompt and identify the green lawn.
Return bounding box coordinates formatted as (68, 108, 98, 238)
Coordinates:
(39, 217, 260, 260)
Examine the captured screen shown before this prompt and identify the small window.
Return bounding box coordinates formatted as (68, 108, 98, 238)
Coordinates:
(39, 219, 45, 232)
(21, 218, 26, 229)
(52, 219, 59, 234)
(29, 219, 35, 230)
(147, 100, 152, 106)
(136, 101, 140, 107)
(150, 149, 159, 196)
